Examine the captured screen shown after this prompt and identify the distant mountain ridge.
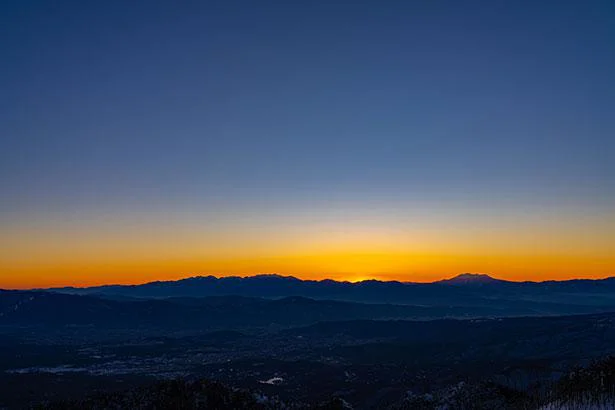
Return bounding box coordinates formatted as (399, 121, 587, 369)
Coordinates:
(36, 273, 615, 315)
(46, 272, 615, 293)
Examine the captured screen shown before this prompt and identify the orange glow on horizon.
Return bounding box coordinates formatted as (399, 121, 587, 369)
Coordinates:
(2, 249, 614, 289)
(2, 203, 613, 289)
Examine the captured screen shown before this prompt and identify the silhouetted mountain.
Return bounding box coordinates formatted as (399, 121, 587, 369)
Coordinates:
(44, 274, 615, 315)
(437, 273, 507, 286)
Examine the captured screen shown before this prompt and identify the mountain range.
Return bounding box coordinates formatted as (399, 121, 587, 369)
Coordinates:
(0, 273, 608, 328)
(45, 272, 615, 307)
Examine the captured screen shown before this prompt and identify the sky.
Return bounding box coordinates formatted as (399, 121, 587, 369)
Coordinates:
(1, 0, 614, 288)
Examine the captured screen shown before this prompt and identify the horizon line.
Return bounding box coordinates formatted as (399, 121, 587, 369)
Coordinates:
(12, 272, 614, 291)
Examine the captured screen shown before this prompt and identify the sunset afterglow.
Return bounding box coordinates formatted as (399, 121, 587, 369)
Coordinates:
(1, 1, 613, 290)
(2, 200, 613, 288)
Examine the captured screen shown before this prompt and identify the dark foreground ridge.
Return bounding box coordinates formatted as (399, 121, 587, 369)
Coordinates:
(35, 356, 615, 409)
(2, 310, 615, 408)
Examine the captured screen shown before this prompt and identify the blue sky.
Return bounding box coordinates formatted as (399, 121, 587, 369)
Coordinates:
(1, 1, 614, 285)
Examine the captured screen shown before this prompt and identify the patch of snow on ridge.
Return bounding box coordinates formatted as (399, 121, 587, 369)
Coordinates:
(539, 402, 615, 410)
(259, 377, 284, 385)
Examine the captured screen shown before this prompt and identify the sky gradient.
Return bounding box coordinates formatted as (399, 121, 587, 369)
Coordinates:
(1, 1, 614, 288)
